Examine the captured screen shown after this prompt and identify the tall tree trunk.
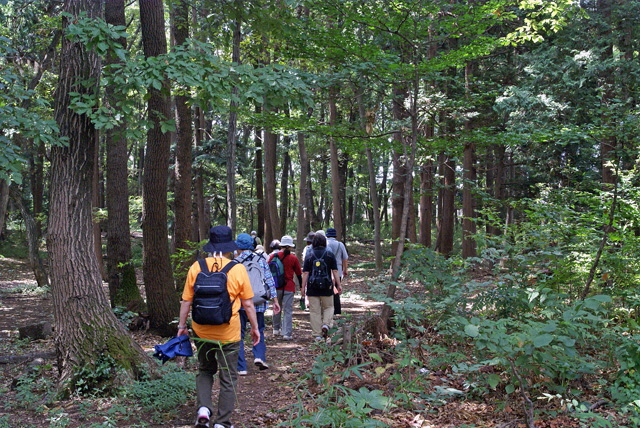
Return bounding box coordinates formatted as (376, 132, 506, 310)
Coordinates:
(171, 0, 194, 283)
(30, 141, 46, 237)
(296, 127, 312, 257)
(279, 136, 291, 236)
(92, 133, 105, 279)
(263, 122, 281, 241)
(382, 83, 419, 324)
(140, 0, 179, 335)
(0, 179, 8, 238)
(10, 185, 49, 287)
(437, 154, 456, 257)
(391, 85, 409, 259)
(194, 106, 209, 242)
(328, 88, 345, 240)
(419, 160, 434, 248)
(356, 92, 383, 270)
(226, 4, 241, 233)
(462, 141, 477, 258)
(49, 0, 151, 390)
(254, 112, 265, 239)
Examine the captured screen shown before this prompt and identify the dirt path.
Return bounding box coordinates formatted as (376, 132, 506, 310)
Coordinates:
(0, 254, 382, 427)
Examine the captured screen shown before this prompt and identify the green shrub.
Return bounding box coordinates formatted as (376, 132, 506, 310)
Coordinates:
(126, 363, 194, 422)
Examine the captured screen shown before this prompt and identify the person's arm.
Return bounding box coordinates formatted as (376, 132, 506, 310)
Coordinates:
(177, 300, 192, 336)
(342, 258, 348, 277)
(332, 269, 342, 293)
(301, 272, 309, 297)
(296, 274, 303, 289)
(241, 298, 260, 346)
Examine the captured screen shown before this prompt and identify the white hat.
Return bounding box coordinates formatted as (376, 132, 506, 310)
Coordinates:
(315, 230, 326, 236)
(280, 235, 295, 248)
(251, 230, 257, 236)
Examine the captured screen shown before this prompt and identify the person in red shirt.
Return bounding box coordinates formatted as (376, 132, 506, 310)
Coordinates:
(269, 235, 302, 340)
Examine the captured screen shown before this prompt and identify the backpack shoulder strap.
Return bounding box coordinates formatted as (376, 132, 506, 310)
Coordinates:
(198, 258, 210, 273)
(221, 260, 238, 274)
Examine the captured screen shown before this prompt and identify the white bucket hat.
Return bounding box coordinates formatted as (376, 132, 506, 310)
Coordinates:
(280, 235, 295, 248)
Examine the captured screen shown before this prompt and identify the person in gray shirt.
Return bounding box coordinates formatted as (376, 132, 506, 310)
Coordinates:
(325, 228, 348, 315)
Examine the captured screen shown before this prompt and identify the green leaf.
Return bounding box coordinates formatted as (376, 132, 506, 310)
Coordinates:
(487, 373, 501, 389)
(465, 324, 480, 338)
(533, 334, 554, 348)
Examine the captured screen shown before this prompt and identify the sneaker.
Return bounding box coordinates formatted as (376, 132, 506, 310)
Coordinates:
(322, 325, 329, 338)
(238, 370, 248, 376)
(282, 335, 293, 340)
(314, 336, 323, 341)
(213, 425, 235, 428)
(195, 406, 210, 427)
(254, 358, 269, 370)
(272, 329, 281, 336)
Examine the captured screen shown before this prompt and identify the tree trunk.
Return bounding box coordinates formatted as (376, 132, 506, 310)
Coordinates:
(254, 106, 265, 239)
(438, 154, 455, 257)
(296, 128, 311, 257)
(171, 0, 194, 283)
(194, 106, 209, 243)
(49, 0, 152, 391)
(92, 133, 105, 279)
(328, 88, 344, 240)
(263, 122, 281, 241)
(462, 141, 477, 258)
(226, 5, 241, 233)
(140, 0, 179, 335)
(0, 179, 8, 238)
(279, 136, 291, 236)
(356, 92, 383, 270)
(9, 185, 48, 287)
(391, 85, 409, 259)
(419, 160, 434, 248)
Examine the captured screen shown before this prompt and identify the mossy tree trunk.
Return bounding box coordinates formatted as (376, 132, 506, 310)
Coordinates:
(49, 0, 153, 392)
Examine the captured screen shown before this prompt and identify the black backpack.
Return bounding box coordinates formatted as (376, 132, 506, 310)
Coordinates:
(308, 250, 333, 291)
(192, 259, 237, 325)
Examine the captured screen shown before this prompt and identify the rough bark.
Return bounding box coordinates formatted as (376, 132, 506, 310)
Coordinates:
(279, 136, 291, 237)
(263, 123, 281, 242)
(328, 88, 344, 240)
(0, 179, 8, 238)
(296, 129, 311, 257)
(140, 0, 179, 335)
(254, 106, 265, 239)
(462, 141, 477, 258)
(49, 0, 152, 391)
(419, 160, 434, 248)
(226, 6, 241, 233)
(104, 0, 141, 309)
(171, 0, 194, 276)
(194, 106, 209, 243)
(9, 185, 48, 287)
(437, 154, 456, 257)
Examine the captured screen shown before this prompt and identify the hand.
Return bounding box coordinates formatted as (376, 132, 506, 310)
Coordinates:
(177, 327, 189, 336)
(250, 327, 260, 346)
(272, 299, 281, 315)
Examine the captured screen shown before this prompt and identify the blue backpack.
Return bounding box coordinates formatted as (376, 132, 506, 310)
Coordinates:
(269, 253, 286, 288)
(153, 335, 193, 364)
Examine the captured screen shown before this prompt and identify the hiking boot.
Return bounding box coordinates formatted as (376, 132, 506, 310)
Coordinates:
(195, 406, 210, 427)
(238, 370, 248, 376)
(322, 325, 329, 338)
(282, 335, 293, 340)
(272, 329, 281, 336)
(213, 425, 234, 428)
(254, 358, 269, 370)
